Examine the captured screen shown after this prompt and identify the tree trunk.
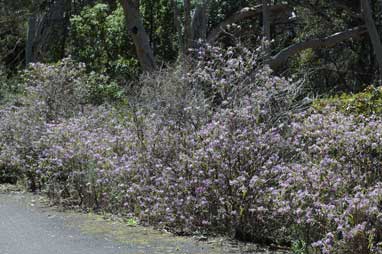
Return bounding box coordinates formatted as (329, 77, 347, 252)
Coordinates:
(29, 0, 69, 63)
(119, 0, 156, 72)
(262, 0, 271, 41)
(26, 15, 37, 65)
(172, 0, 183, 53)
(183, 0, 193, 51)
(262, 0, 271, 56)
(361, 0, 382, 81)
(192, 0, 209, 46)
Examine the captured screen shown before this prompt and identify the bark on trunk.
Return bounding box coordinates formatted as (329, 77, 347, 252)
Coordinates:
(361, 0, 382, 80)
(183, 0, 193, 51)
(266, 26, 367, 70)
(26, 15, 37, 65)
(262, 0, 271, 41)
(172, 0, 183, 53)
(119, 0, 156, 72)
(192, 0, 209, 46)
(262, 0, 271, 56)
(29, 0, 69, 63)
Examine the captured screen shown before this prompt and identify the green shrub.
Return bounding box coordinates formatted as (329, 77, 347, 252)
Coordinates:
(0, 69, 24, 106)
(85, 71, 125, 105)
(312, 85, 382, 115)
(24, 58, 125, 111)
(69, 3, 139, 80)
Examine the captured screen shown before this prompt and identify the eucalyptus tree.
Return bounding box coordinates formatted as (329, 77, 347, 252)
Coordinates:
(26, 0, 72, 64)
(361, 0, 382, 81)
(119, 0, 156, 72)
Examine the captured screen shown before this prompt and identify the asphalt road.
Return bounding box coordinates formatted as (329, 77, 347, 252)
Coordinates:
(0, 193, 134, 254)
(0, 192, 286, 254)
(0, 194, 216, 254)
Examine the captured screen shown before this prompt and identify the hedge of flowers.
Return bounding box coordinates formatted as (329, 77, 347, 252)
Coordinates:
(1, 49, 382, 253)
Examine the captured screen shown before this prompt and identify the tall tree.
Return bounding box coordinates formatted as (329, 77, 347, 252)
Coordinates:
(119, 0, 156, 72)
(26, 16, 37, 65)
(183, 0, 193, 51)
(361, 0, 382, 80)
(262, 0, 271, 56)
(172, 0, 183, 53)
(26, 0, 71, 63)
(192, 0, 209, 45)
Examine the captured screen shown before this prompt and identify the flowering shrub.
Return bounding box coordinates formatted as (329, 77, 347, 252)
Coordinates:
(137, 66, 210, 129)
(0, 58, 122, 186)
(23, 60, 88, 120)
(6, 100, 380, 253)
(188, 45, 258, 105)
(0, 105, 47, 188)
(280, 109, 382, 253)
(24, 58, 124, 110)
(188, 44, 304, 125)
(1, 47, 382, 253)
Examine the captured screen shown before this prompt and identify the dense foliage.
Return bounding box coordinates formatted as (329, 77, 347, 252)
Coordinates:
(313, 86, 382, 116)
(69, 3, 139, 80)
(2, 0, 382, 90)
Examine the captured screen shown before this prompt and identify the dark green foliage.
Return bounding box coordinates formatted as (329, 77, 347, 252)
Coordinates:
(278, 1, 381, 93)
(0, 15, 27, 73)
(140, 0, 179, 62)
(0, 70, 24, 105)
(0, 167, 18, 184)
(23, 58, 125, 107)
(69, 3, 139, 80)
(85, 71, 125, 105)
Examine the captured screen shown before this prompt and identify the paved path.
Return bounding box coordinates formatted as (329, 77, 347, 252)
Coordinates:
(0, 192, 286, 254)
(0, 194, 216, 254)
(0, 193, 134, 254)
